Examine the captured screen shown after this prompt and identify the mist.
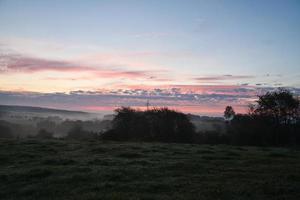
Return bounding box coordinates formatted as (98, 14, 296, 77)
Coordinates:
(0, 105, 112, 138)
(0, 104, 224, 139)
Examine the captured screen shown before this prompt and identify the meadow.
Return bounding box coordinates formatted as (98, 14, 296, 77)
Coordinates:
(1, 139, 300, 200)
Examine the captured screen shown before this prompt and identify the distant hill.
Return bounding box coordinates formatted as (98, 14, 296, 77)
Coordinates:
(186, 113, 225, 133)
(0, 105, 88, 115)
(186, 113, 224, 121)
(0, 105, 100, 121)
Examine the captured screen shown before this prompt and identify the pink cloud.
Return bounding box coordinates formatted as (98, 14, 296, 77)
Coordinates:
(115, 84, 257, 95)
(1, 85, 296, 116)
(0, 54, 162, 79)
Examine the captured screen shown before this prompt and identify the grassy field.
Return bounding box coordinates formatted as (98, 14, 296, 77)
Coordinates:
(1, 139, 300, 200)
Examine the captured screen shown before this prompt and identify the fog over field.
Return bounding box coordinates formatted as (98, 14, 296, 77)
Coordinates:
(0, 104, 225, 138)
(0, 105, 109, 138)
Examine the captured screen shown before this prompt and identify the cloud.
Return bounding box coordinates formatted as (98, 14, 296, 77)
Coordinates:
(1, 85, 298, 115)
(0, 53, 162, 79)
(0, 54, 90, 72)
(0, 90, 245, 115)
(0, 86, 260, 115)
(120, 84, 257, 96)
(194, 75, 255, 82)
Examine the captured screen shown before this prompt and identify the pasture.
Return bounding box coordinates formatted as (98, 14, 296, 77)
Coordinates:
(1, 139, 300, 200)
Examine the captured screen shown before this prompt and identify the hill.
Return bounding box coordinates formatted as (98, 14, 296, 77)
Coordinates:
(0, 105, 88, 115)
(0, 104, 99, 121)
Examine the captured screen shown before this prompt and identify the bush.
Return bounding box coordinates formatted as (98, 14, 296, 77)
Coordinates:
(101, 107, 196, 143)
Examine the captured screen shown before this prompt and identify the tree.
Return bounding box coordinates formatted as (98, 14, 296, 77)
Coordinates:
(224, 106, 235, 121)
(102, 107, 196, 143)
(252, 88, 299, 125)
(249, 88, 300, 145)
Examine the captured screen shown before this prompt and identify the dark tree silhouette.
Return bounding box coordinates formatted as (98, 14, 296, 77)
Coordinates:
(226, 89, 300, 146)
(252, 88, 299, 125)
(250, 88, 300, 145)
(224, 106, 235, 121)
(102, 107, 196, 143)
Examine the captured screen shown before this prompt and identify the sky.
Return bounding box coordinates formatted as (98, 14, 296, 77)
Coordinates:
(0, 0, 300, 115)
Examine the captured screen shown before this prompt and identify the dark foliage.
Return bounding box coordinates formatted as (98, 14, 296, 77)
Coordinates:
(251, 88, 299, 125)
(224, 106, 235, 121)
(228, 114, 273, 146)
(102, 89, 299, 146)
(192, 89, 300, 146)
(227, 89, 300, 146)
(102, 107, 196, 143)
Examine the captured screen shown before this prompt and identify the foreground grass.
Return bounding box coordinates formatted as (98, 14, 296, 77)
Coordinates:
(0, 139, 300, 200)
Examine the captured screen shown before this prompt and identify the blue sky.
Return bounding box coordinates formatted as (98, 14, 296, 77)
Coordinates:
(0, 0, 299, 114)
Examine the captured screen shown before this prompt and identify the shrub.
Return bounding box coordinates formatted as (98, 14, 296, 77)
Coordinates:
(102, 107, 196, 143)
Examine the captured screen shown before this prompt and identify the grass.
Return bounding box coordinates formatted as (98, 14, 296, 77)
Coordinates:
(0, 139, 300, 200)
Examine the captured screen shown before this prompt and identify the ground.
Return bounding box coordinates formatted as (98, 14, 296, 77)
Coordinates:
(0, 139, 300, 200)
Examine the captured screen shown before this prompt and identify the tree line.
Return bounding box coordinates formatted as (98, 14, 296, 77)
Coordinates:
(224, 88, 300, 146)
(102, 88, 300, 146)
(1, 88, 299, 146)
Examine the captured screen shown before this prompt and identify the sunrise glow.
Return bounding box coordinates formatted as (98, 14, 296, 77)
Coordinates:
(1, 0, 299, 115)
